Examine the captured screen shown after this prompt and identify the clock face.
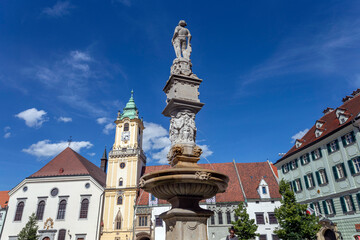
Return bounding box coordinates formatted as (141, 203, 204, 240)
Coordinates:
(122, 131, 130, 141)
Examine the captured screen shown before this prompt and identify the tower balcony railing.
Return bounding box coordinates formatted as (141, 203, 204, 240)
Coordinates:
(109, 147, 146, 161)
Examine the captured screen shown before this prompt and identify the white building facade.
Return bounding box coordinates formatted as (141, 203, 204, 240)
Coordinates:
(2, 147, 106, 240)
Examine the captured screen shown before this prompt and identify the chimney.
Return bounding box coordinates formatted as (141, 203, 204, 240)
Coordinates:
(342, 95, 353, 103)
(323, 107, 334, 115)
(100, 147, 108, 173)
(351, 89, 360, 97)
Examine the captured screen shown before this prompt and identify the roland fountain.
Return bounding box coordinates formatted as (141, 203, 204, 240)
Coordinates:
(139, 20, 229, 240)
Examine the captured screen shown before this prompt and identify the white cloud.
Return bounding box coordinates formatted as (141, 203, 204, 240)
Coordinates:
(291, 128, 309, 143)
(43, 1, 73, 17)
(87, 152, 96, 157)
(96, 117, 115, 134)
(4, 126, 11, 139)
(143, 121, 213, 164)
(70, 51, 92, 62)
(15, 108, 47, 128)
(58, 117, 72, 123)
(23, 139, 93, 158)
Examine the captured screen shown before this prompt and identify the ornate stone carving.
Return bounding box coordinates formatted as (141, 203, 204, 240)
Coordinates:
(139, 178, 145, 188)
(195, 171, 211, 180)
(193, 146, 202, 157)
(187, 222, 200, 231)
(169, 112, 196, 145)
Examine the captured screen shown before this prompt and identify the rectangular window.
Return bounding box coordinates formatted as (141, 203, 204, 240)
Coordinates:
(155, 215, 163, 227)
(138, 216, 148, 226)
(268, 212, 277, 224)
(259, 235, 267, 240)
(282, 164, 289, 174)
(311, 148, 322, 160)
(319, 169, 328, 184)
(262, 186, 267, 194)
(301, 153, 310, 165)
(292, 179, 302, 192)
(327, 140, 339, 153)
(348, 157, 360, 175)
(210, 214, 215, 225)
(226, 211, 231, 224)
(342, 131, 356, 146)
(290, 160, 298, 170)
(333, 163, 347, 180)
(341, 195, 355, 213)
(304, 173, 315, 189)
(255, 213, 265, 224)
(323, 199, 335, 215)
(234, 212, 238, 222)
(218, 212, 223, 224)
(272, 235, 280, 240)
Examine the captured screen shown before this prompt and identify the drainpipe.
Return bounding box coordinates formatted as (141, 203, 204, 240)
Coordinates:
(96, 190, 105, 240)
(232, 159, 247, 204)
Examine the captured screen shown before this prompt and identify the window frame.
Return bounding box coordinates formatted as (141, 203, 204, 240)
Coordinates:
(155, 215, 163, 227)
(333, 163, 347, 181)
(117, 196, 123, 205)
(268, 212, 277, 224)
(14, 201, 25, 221)
(218, 211, 223, 225)
(342, 131, 356, 146)
(57, 199, 67, 220)
(226, 211, 231, 224)
(327, 139, 339, 154)
(79, 198, 89, 219)
(36, 200, 46, 221)
(255, 212, 265, 225)
(58, 229, 66, 240)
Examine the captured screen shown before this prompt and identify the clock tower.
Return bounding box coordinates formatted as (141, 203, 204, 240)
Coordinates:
(101, 91, 146, 240)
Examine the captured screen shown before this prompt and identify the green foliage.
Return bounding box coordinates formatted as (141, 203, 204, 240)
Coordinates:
(231, 201, 259, 240)
(18, 213, 39, 240)
(274, 179, 321, 240)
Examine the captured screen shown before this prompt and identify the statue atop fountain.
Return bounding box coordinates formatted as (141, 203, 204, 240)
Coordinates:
(139, 20, 229, 240)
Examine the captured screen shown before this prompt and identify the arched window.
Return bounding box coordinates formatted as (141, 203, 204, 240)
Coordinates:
(124, 123, 129, 131)
(58, 229, 66, 240)
(226, 211, 231, 224)
(79, 199, 89, 219)
(119, 178, 123, 186)
(117, 196, 123, 205)
(14, 201, 24, 221)
(57, 200, 67, 219)
(36, 200, 45, 220)
(218, 211, 223, 224)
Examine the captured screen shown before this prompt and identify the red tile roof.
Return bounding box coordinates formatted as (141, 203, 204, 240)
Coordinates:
(137, 161, 280, 206)
(29, 147, 106, 187)
(0, 191, 9, 208)
(277, 91, 360, 164)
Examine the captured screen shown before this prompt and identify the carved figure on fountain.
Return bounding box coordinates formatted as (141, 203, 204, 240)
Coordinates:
(169, 112, 197, 145)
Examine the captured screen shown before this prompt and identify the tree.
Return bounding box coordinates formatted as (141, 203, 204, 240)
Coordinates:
(18, 213, 39, 240)
(231, 201, 259, 240)
(274, 179, 321, 240)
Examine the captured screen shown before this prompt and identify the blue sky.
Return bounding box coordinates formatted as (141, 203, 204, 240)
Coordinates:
(1, 0, 360, 190)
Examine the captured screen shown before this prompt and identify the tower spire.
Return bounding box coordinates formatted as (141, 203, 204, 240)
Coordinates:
(119, 90, 139, 120)
(100, 146, 108, 173)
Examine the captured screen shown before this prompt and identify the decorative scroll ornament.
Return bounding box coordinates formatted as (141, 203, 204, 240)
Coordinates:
(44, 218, 54, 230)
(169, 112, 196, 145)
(193, 146, 202, 157)
(195, 171, 211, 180)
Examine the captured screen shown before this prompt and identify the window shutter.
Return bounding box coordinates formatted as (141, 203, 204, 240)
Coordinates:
(315, 171, 321, 185)
(335, 139, 340, 150)
(311, 173, 316, 186)
(350, 195, 356, 212)
(340, 197, 346, 213)
(341, 136, 347, 146)
(357, 193, 360, 209)
(288, 162, 292, 171)
(331, 199, 336, 215)
(282, 165, 285, 174)
(322, 201, 328, 215)
(351, 131, 356, 142)
(311, 151, 315, 161)
(310, 203, 314, 210)
(298, 179, 303, 191)
(292, 181, 297, 192)
(318, 148, 323, 158)
(327, 143, 331, 153)
(306, 153, 310, 162)
(300, 156, 304, 165)
(304, 175, 309, 189)
(317, 202, 322, 213)
(342, 163, 347, 177)
(324, 169, 328, 183)
(332, 166, 339, 180)
(295, 159, 298, 168)
(348, 159, 356, 175)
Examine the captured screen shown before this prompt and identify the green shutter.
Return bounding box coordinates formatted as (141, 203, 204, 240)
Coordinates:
(335, 139, 340, 150)
(351, 131, 356, 142)
(332, 166, 339, 180)
(315, 171, 321, 185)
(342, 162, 347, 177)
(295, 159, 298, 168)
(327, 143, 332, 153)
(298, 179, 303, 191)
(341, 135, 347, 146)
(350, 195, 356, 212)
(340, 197, 346, 213)
(311, 151, 315, 161)
(357, 194, 360, 209)
(318, 148, 323, 158)
(331, 199, 336, 215)
(324, 169, 328, 183)
(304, 175, 309, 189)
(317, 202, 322, 213)
(348, 159, 356, 175)
(300, 156, 304, 165)
(282, 165, 285, 174)
(306, 153, 310, 162)
(322, 201, 328, 215)
(310, 203, 314, 210)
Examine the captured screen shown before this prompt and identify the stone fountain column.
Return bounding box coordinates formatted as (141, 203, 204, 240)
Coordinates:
(139, 20, 228, 240)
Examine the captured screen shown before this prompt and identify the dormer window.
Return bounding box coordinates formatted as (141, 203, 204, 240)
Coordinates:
(338, 114, 349, 124)
(295, 139, 303, 148)
(258, 179, 270, 199)
(315, 129, 323, 138)
(315, 120, 324, 128)
(336, 108, 345, 118)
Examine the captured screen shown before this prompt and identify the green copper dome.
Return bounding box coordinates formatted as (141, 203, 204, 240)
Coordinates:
(119, 90, 139, 120)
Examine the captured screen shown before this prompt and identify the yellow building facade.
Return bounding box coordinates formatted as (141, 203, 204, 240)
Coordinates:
(101, 91, 146, 240)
